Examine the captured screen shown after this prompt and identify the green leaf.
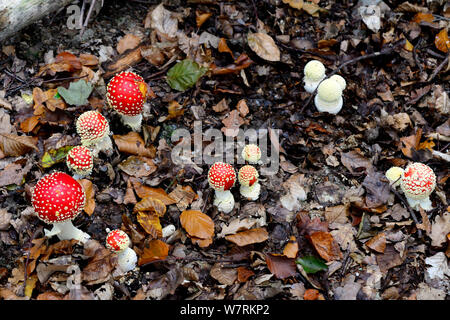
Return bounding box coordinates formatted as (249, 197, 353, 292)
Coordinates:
(57, 80, 93, 106)
(166, 59, 207, 91)
(296, 256, 328, 274)
(41, 146, 74, 168)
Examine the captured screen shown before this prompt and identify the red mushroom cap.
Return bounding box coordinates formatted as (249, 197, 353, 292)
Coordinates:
(106, 229, 130, 252)
(208, 162, 236, 192)
(400, 163, 436, 200)
(31, 172, 86, 224)
(66, 146, 93, 174)
(106, 71, 147, 116)
(238, 165, 259, 187)
(76, 111, 110, 145)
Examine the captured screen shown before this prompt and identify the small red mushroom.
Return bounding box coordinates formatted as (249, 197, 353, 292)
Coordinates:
(106, 71, 148, 131)
(76, 110, 112, 156)
(66, 146, 93, 179)
(400, 162, 436, 211)
(31, 171, 90, 243)
(238, 165, 260, 200)
(208, 162, 236, 213)
(106, 229, 137, 273)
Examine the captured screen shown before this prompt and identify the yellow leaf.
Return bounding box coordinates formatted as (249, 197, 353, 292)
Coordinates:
(137, 211, 162, 238)
(435, 29, 450, 53)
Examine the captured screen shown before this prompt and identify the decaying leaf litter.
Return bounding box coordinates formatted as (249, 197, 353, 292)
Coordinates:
(0, 0, 449, 300)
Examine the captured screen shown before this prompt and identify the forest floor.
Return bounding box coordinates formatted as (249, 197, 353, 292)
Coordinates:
(0, 0, 449, 300)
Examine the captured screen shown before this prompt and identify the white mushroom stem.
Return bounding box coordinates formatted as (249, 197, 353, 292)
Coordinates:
(405, 196, 433, 212)
(84, 135, 113, 157)
(44, 220, 91, 243)
(314, 95, 343, 114)
(120, 114, 142, 132)
(116, 247, 138, 273)
(304, 76, 325, 93)
(240, 182, 261, 201)
(213, 190, 235, 213)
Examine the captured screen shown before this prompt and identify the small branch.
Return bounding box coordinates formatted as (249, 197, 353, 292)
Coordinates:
(140, 255, 249, 268)
(427, 52, 450, 83)
(299, 39, 405, 113)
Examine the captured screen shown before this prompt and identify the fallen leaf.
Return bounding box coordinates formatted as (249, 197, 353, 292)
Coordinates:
(429, 212, 450, 247)
(283, 236, 299, 258)
(130, 179, 176, 205)
(221, 109, 245, 137)
(134, 197, 166, 216)
(196, 11, 212, 29)
(296, 256, 328, 274)
(236, 99, 249, 117)
(78, 179, 95, 216)
(117, 34, 142, 54)
(247, 32, 280, 62)
(210, 263, 237, 285)
(308, 231, 342, 262)
(237, 266, 255, 283)
(341, 150, 373, 174)
(225, 228, 268, 246)
(180, 210, 214, 240)
(147, 3, 178, 38)
(366, 232, 386, 253)
(166, 59, 207, 92)
(137, 211, 162, 239)
(0, 133, 38, 158)
(57, 80, 93, 106)
(303, 289, 322, 300)
(282, 0, 304, 10)
(218, 38, 234, 59)
(138, 239, 169, 266)
(168, 185, 197, 211)
(113, 132, 156, 158)
(265, 253, 297, 279)
(118, 156, 157, 177)
(158, 100, 184, 122)
(435, 29, 450, 53)
(212, 98, 229, 113)
(412, 12, 434, 23)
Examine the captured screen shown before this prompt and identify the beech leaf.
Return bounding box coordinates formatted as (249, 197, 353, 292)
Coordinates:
(166, 59, 207, 91)
(57, 80, 93, 106)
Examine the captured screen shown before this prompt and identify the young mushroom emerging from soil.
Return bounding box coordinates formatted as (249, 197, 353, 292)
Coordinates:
(398, 162, 436, 211)
(76, 110, 112, 157)
(66, 146, 94, 180)
(329, 74, 347, 90)
(385, 166, 404, 187)
(106, 71, 148, 131)
(31, 171, 90, 243)
(314, 78, 344, 114)
(303, 60, 326, 93)
(106, 229, 137, 273)
(242, 144, 261, 164)
(238, 165, 260, 201)
(208, 162, 237, 213)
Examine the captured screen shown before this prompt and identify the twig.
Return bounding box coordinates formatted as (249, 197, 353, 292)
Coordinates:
(390, 186, 423, 238)
(427, 52, 450, 82)
(413, 38, 423, 74)
(140, 255, 249, 268)
(299, 39, 406, 113)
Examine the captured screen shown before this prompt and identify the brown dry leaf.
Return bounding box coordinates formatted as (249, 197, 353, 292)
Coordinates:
(180, 210, 214, 240)
(366, 232, 386, 253)
(130, 179, 176, 205)
(400, 134, 419, 158)
(137, 211, 162, 239)
(304, 289, 324, 300)
(118, 156, 157, 178)
(296, 211, 329, 236)
(36, 292, 65, 300)
(147, 3, 178, 39)
(283, 236, 299, 258)
(20, 115, 40, 133)
(247, 32, 281, 62)
(45, 88, 66, 111)
(78, 179, 95, 216)
(38, 51, 82, 76)
(0, 134, 38, 158)
(102, 45, 143, 78)
(412, 12, 434, 23)
(218, 38, 234, 59)
(0, 161, 32, 187)
(210, 263, 237, 285)
(430, 212, 450, 247)
(113, 132, 156, 158)
(417, 138, 435, 151)
(308, 231, 342, 262)
(196, 11, 212, 28)
(265, 253, 297, 279)
(189, 236, 213, 248)
(237, 266, 255, 283)
(225, 228, 269, 246)
(376, 245, 405, 273)
(212, 98, 229, 113)
(140, 45, 165, 66)
(82, 240, 117, 285)
(79, 53, 99, 67)
(117, 34, 142, 54)
(123, 179, 137, 205)
(159, 100, 184, 122)
(236, 99, 249, 117)
(134, 197, 166, 216)
(210, 53, 253, 75)
(435, 29, 450, 53)
(168, 185, 197, 211)
(221, 109, 245, 137)
(340, 150, 373, 174)
(138, 239, 169, 266)
(282, 0, 304, 10)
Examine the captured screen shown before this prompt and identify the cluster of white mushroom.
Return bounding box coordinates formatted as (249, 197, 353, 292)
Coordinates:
(207, 144, 263, 213)
(303, 60, 346, 115)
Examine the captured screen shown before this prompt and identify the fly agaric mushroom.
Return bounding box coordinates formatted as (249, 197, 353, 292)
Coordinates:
(242, 144, 261, 164)
(238, 165, 260, 201)
(385, 166, 404, 187)
(399, 162, 436, 211)
(329, 74, 346, 90)
(106, 229, 137, 273)
(314, 78, 343, 114)
(76, 110, 112, 157)
(303, 60, 326, 93)
(66, 146, 94, 180)
(106, 71, 148, 131)
(31, 171, 90, 243)
(208, 162, 236, 213)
